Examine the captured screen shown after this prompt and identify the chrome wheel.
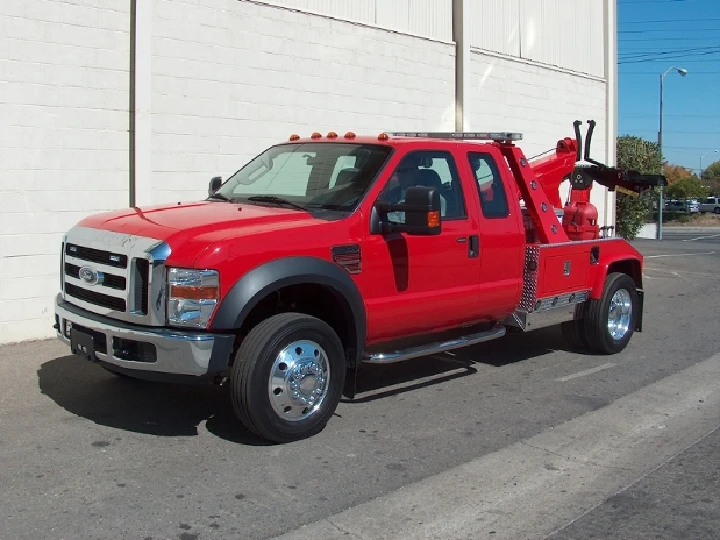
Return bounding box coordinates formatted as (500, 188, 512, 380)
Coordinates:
(268, 340, 330, 421)
(607, 289, 632, 341)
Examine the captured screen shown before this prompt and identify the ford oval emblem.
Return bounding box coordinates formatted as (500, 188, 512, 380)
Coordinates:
(78, 266, 99, 285)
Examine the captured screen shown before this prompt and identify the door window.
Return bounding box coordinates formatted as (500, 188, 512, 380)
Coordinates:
(379, 150, 466, 223)
(467, 153, 510, 218)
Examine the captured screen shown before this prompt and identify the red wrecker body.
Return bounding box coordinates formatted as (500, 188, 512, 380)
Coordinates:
(54, 120, 666, 442)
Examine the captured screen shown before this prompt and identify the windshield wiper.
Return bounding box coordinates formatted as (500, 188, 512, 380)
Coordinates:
(245, 196, 306, 211)
(207, 193, 232, 202)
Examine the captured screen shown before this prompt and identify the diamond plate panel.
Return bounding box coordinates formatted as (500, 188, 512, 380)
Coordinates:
(519, 246, 540, 312)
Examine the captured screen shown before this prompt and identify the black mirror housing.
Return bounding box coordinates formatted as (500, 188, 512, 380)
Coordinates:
(372, 186, 442, 236)
(208, 176, 222, 197)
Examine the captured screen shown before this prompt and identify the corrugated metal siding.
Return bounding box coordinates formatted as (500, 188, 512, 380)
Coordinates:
(264, 0, 452, 41)
(519, 0, 605, 77)
(468, 0, 521, 57)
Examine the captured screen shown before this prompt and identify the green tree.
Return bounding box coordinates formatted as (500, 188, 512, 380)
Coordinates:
(701, 160, 720, 195)
(615, 135, 662, 240)
(665, 176, 707, 200)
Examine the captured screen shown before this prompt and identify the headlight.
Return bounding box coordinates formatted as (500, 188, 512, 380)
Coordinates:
(167, 268, 220, 328)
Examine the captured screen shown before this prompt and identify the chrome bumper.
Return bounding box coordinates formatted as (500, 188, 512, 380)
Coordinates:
(54, 294, 234, 378)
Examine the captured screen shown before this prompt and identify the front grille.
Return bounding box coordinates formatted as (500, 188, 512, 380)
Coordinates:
(61, 227, 167, 326)
(65, 283, 127, 311)
(65, 243, 128, 268)
(135, 259, 150, 315)
(64, 263, 126, 290)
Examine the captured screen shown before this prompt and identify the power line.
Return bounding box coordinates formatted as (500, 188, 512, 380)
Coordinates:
(621, 114, 720, 118)
(621, 37, 720, 42)
(619, 28, 720, 33)
(621, 17, 720, 23)
(620, 71, 720, 74)
(619, 52, 720, 64)
(619, 0, 702, 4)
(619, 45, 720, 57)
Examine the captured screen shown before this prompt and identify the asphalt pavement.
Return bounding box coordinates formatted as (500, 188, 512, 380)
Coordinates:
(0, 238, 718, 540)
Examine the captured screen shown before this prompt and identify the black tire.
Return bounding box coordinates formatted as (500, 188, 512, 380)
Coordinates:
(230, 312, 346, 443)
(714, 207, 720, 215)
(560, 303, 589, 351)
(583, 272, 638, 355)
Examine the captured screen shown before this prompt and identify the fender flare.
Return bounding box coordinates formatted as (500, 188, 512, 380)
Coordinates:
(590, 256, 643, 299)
(209, 256, 366, 364)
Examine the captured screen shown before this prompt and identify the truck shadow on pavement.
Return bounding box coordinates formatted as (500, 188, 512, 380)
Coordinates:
(37, 326, 573, 443)
(36, 355, 273, 446)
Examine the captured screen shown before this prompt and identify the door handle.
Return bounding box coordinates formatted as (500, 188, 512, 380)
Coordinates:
(468, 235, 479, 258)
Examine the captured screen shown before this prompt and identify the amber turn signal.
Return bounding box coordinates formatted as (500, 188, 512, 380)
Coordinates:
(378, 133, 389, 141)
(311, 132, 322, 139)
(327, 131, 338, 139)
(344, 132, 356, 139)
(289, 134, 300, 141)
(427, 211, 440, 228)
(168, 285, 219, 301)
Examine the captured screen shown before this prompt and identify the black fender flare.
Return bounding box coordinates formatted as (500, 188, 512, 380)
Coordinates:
(210, 256, 366, 365)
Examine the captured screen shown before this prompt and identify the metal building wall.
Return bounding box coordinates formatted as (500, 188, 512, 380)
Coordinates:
(270, 0, 605, 78)
(264, 0, 453, 41)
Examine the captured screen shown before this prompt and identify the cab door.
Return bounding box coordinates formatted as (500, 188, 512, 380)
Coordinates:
(459, 149, 526, 319)
(360, 147, 485, 344)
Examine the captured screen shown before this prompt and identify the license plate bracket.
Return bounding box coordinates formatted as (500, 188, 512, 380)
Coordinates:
(70, 328, 96, 362)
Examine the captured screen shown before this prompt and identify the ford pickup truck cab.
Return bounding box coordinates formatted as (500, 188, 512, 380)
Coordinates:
(55, 124, 666, 442)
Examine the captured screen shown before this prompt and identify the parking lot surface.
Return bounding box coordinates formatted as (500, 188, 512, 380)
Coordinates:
(1, 239, 718, 540)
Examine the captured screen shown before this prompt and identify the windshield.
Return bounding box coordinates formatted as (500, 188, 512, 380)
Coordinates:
(214, 142, 393, 211)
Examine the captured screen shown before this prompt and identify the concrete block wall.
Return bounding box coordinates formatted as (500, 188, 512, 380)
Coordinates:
(0, 0, 131, 343)
(148, 0, 456, 204)
(467, 50, 611, 224)
(0, 0, 613, 344)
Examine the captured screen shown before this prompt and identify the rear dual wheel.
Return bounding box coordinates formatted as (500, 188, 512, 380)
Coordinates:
(562, 272, 638, 355)
(230, 312, 346, 443)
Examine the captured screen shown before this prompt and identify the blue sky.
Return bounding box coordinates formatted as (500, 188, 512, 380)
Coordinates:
(618, 0, 720, 175)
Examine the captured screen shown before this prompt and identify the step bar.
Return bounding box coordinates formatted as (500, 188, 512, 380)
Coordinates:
(363, 325, 507, 364)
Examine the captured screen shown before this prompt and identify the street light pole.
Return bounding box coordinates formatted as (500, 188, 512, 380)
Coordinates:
(657, 66, 687, 240)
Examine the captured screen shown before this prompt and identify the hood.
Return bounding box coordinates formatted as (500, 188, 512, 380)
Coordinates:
(77, 201, 323, 242)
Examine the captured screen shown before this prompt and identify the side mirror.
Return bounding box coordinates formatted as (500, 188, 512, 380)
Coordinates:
(208, 176, 222, 197)
(371, 186, 442, 236)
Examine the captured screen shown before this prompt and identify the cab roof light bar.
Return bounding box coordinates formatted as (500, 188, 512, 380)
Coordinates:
(388, 131, 523, 142)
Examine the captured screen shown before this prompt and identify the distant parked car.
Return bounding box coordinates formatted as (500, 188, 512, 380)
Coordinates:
(665, 199, 699, 213)
(699, 196, 720, 214)
(685, 199, 700, 213)
(665, 199, 685, 212)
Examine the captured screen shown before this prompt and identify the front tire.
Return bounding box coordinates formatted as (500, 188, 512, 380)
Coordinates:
(583, 272, 638, 355)
(230, 312, 346, 443)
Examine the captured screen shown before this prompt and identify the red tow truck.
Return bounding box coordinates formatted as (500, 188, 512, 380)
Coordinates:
(55, 120, 666, 442)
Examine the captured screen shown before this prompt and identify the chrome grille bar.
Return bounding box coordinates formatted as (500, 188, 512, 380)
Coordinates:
(61, 226, 170, 327)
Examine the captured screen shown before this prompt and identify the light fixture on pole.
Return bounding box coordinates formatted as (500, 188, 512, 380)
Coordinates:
(657, 66, 687, 241)
(700, 149, 718, 179)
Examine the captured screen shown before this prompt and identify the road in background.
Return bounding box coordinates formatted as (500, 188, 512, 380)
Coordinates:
(660, 227, 720, 244)
(0, 241, 718, 540)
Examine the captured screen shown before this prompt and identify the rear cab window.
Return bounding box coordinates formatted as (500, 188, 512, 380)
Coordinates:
(467, 152, 510, 218)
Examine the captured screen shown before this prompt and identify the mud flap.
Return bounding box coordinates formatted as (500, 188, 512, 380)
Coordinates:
(635, 289, 644, 332)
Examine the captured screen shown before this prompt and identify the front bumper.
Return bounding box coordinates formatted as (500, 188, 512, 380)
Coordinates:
(54, 294, 235, 379)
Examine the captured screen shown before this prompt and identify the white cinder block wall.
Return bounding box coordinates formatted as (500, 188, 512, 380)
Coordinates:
(149, 0, 456, 203)
(0, 0, 615, 344)
(467, 52, 608, 218)
(0, 1, 131, 343)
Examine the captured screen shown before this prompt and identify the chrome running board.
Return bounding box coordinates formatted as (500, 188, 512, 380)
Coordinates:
(363, 324, 506, 364)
